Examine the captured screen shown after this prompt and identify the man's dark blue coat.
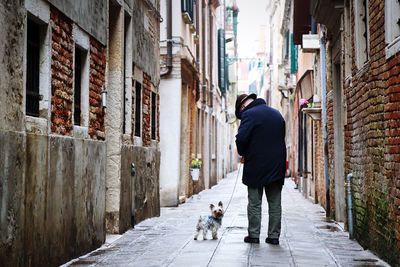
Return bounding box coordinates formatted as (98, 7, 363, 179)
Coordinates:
(235, 98, 286, 188)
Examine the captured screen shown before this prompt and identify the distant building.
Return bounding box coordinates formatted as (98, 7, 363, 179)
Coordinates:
(159, 0, 236, 206)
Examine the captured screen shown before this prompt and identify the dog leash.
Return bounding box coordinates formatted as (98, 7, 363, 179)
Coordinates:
(165, 165, 243, 267)
(223, 163, 242, 213)
(205, 164, 242, 267)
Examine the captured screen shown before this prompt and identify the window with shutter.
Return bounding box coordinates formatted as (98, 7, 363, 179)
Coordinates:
(181, 0, 194, 24)
(354, 0, 369, 68)
(385, 0, 400, 58)
(218, 29, 226, 94)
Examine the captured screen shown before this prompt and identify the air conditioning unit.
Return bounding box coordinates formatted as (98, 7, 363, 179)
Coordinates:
(302, 34, 319, 53)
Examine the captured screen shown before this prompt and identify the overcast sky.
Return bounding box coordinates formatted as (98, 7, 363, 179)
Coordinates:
(236, 0, 268, 58)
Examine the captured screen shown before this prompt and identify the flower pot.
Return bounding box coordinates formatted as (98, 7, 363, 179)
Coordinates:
(190, 168, 200, 181)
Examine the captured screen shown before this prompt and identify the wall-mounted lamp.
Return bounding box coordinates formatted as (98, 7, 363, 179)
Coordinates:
(101, 88, 107, 108)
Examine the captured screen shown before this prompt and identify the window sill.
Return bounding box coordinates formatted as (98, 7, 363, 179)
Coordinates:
(26, 116, 48, 135)
(133, 136, 142, 146)
(355, 61, 369, 78)
(73, 125, 89, 139)
(386, 36, 400, 59)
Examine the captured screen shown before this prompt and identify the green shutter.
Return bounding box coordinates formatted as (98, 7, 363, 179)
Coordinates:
(290, 33, 298, 74)
(218, 29, 226, 94)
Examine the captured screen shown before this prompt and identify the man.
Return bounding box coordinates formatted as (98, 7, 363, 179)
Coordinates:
(235, 93, 286, 245)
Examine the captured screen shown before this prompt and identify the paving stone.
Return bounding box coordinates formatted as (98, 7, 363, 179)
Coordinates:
(62, 170, 390, 267)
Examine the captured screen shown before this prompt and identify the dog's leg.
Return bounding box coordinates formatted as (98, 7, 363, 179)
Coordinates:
(212, 229, 218, 240)
(203, 229, 208, 240)
(194, 229, 199, 240)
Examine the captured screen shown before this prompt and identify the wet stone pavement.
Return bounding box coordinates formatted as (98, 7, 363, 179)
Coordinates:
(63, 170, 390, 267)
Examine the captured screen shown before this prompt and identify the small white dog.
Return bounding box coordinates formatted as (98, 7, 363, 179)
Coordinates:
(194, 201, 224, 240)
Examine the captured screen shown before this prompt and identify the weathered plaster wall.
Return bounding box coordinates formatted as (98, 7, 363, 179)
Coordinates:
(0, 131, 26, 266)
(132, 0, 160, 86)
(47, 0, 107, 45)
(160, 78, 182, 206)
(0, 1, 25, 132)
(121, 146, 161, 225)
(0, 133, 106, 267)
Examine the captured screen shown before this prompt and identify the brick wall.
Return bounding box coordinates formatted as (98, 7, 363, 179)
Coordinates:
(344, 0, 399, 264)
(50, 7, 105, 140)
(314, 121, 326, 207)
(50, 7, 73, 135)
(142, 73, 152, 147)
(325, 41, 336, 218)
(89, 37, 106, 140)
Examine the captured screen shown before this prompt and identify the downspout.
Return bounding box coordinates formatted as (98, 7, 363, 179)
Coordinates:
(320, 29, 330, 217)
(346, 172, 354, 239)
(161, 0, 172, 77)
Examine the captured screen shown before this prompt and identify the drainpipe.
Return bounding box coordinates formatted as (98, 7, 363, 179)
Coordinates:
(320, 29, 330, 218)
(161, 0, 172, 77)
(346, 172, 354, 239)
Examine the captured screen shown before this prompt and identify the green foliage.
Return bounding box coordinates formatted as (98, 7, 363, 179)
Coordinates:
(190, 158, 202, 169)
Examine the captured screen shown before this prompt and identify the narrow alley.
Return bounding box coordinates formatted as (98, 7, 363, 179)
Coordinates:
(64, 170, 388, 267)
(2, 0, 400, 266)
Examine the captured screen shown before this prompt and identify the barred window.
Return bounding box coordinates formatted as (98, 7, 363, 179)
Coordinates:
(74, 47, 83, 125)
(151, 92, 156, 140)
(134, 81, 142, 137)
(26, 18, 41, 117)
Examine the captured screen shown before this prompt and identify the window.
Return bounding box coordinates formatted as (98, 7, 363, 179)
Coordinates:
(218, 29, 226, 93)
(123, 13, 132, 134)
(74, 47, 82, 125)
(151, 92, 156, 140)
(26, 19, 41, 117)
(74, 46, 88, 126)
(354, 0, 369, 68)
(283, 30, 290, 61)
(181, 0, 194, 23)
(385, 0, 400, 58)
(134, 81, 142, 137)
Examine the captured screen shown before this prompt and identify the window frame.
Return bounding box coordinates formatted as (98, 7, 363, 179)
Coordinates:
(385, 0, 400, 59)
(353, 0, 370, 69)
(24, 0, 51, 134)
(26, 18, 41, 117)
(72, 25, 90, 132)
(151, 91, 157, 140)
(134, 81, 142, 138)
(181, 0, 194, 23)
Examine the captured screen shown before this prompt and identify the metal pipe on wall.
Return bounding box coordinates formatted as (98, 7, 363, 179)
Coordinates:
(346, 172, 354, 239)
(161, 0, 172, 77)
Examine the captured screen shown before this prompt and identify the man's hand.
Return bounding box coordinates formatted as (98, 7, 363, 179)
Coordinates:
(240, 157, 245, 164)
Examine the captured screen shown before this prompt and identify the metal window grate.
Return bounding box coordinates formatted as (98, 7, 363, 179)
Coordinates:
(151, 92, 156, 140)
(26, 19, 40, 117)
(74, 47, 82, 126)
(134, 82, 142, 137)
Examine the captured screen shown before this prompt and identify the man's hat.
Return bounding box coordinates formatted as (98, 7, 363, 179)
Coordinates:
(235, 93, 257, 119)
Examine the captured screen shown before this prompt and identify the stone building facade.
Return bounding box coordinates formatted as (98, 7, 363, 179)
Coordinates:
(291, 0, 400, 265)
(159, 0, 235, 206)
(105, 0, 161, 234)
(0, 0, 161, 266)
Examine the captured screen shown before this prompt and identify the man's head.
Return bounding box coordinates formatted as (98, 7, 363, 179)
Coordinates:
(235, 93, 257, 119)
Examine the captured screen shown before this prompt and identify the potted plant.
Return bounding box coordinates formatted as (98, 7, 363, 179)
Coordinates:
(190, 158, 202, 181)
